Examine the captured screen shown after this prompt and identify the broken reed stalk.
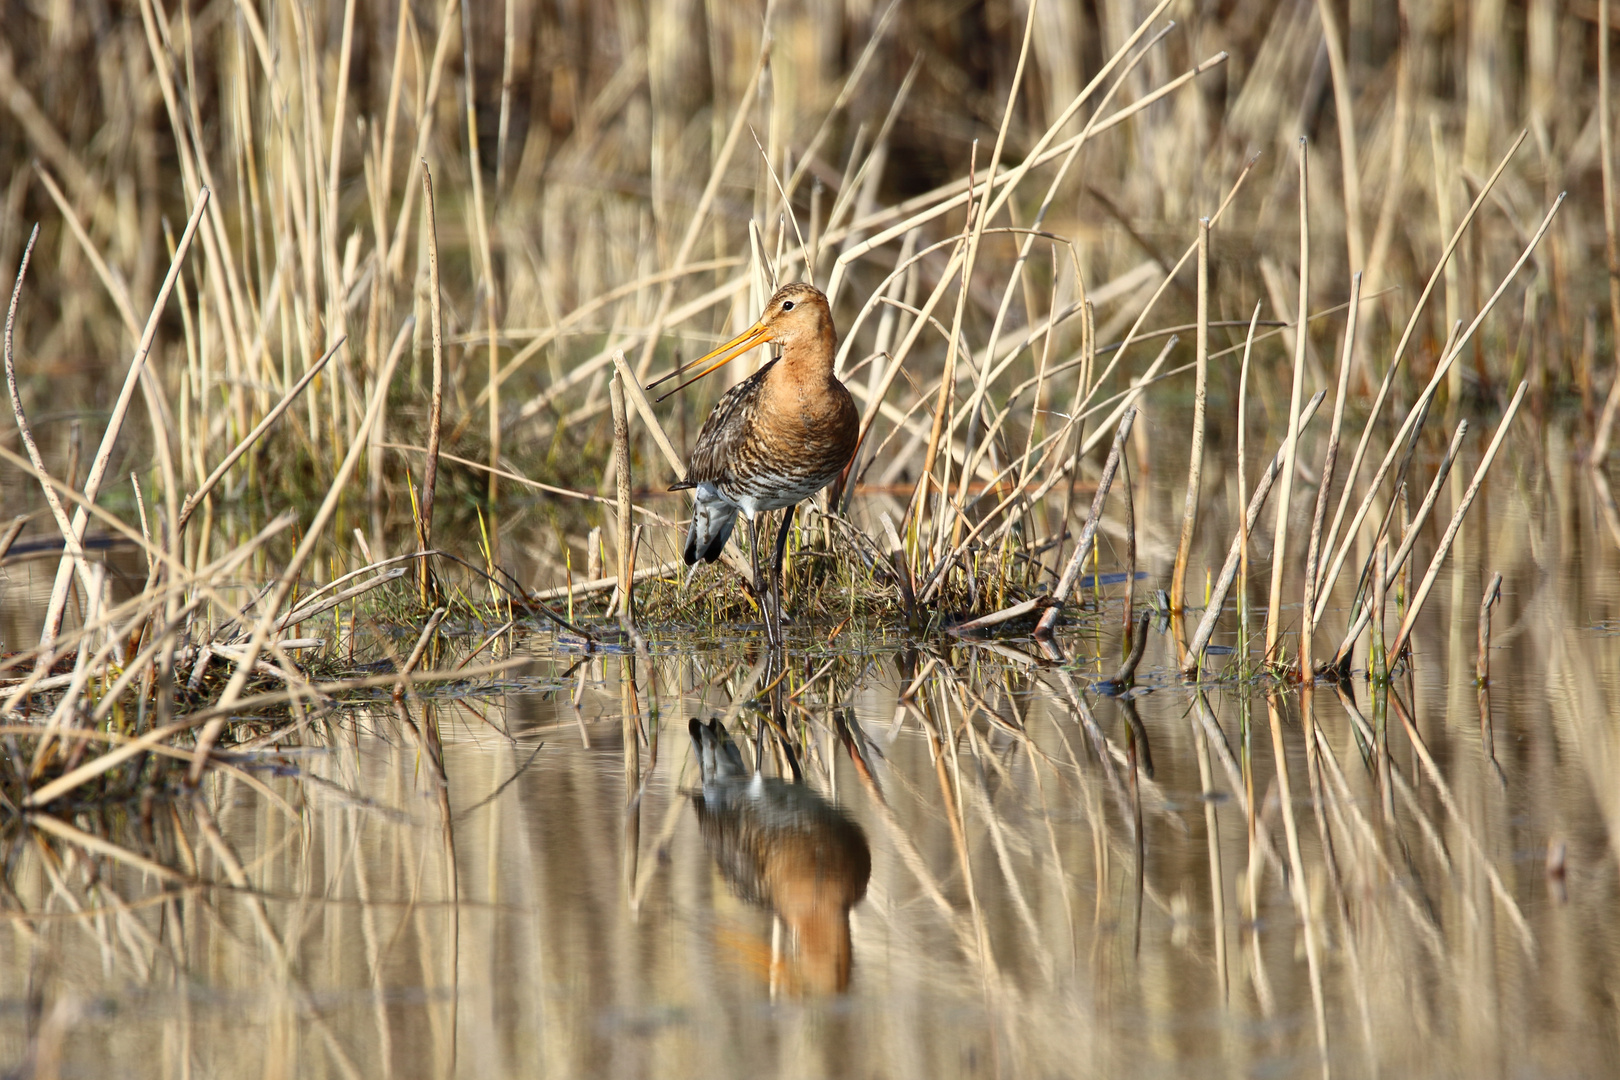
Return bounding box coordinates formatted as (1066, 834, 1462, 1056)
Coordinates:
(187, 327, 407, 781)
(1170, 217, 1210, 619)
(1595, 0, 1620, 462)
(611, 351, 685, 478)
(1329, 419, 1469, 670)
(1109, 610, 1153, 687)
(1300, 272, 1361, 678)
(1035, 407, 1137, 638)
(402, 607, 449, 680)
(912, 142, 979, 554)
(1236, 302, 1260, 667)
(1265, 139, 1311, 664)
(1314, 132, 1527, 611)
(175, 336, 344, 535)
(1477, 571, 1503, 685)
(456, 0, 501, 507)
(6, 227, 91, 601)
(950, 19, 1174, 516)
(1122, 449, 1136, 636)
(917, 334, 1175, 608)
(1314, 187, 1563, 624)
(610, 370, 635, 625)
(936, 0, 1037, 554)
(418, 161, 445, 606)
(35, 188, 210, 659)
(1182, 391, 1327, 676)
(1389, 380, 1528, 661)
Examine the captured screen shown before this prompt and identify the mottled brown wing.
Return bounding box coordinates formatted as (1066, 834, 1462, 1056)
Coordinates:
(680, 360, 775, 487)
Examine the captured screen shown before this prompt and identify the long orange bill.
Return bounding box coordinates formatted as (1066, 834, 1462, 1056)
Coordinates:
(649, 322, 772, 402)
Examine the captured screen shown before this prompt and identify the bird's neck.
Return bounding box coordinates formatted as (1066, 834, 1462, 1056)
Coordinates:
(776, 326, 838, 385)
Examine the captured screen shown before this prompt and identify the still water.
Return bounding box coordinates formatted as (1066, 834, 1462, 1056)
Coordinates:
(3, 424, 1619, 1079)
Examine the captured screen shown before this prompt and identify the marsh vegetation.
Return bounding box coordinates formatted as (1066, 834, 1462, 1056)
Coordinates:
(0, 0, 1618, 1075)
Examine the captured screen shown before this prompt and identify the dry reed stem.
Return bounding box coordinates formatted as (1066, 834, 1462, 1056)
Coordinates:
(385, 0, 460, 277)
(1072, 157, 1258, 424)
(276, 566, 412, 634)
(913, 141, 981, 548)
(33, 164, 140, 333)
(0, 516, 29, 560)
(1388, 380, 1528, 660)
(934, 0, 1040, 551)
(1300, 273, 1362, 677)
(0, 491, 295, 718)
(1236, 302, 1260, 663)
(176, 336, 344, 535)
(36, 188, 210, 658)
(1596, 0, 1620, 462)
(1182, 391, 1328, 676)
(611, 350, 684, 477)
(6, 227, 92, 596)
(562, 277, 753, 413)
(826, 0, 1180, 298)
(1328, 420, 1468, 668)
(1313, 132, 1528, 612)
(1315, 0, 1365, 279)
(962, 334, 1179, 567)
(417, 162, 445, 607)
(488, 257, 740, 403)
(402, 608, 448, 681)
(188, 323, 408, 777)
(1170, 217, 1211, 620)
(1314, 190, 1564, 623)
(1035, 407, 1136, 638)
(950, 23, 1178, 526)
(1477, 571, 1503, 685)
(610, 370, 634, 625)
(451, 0, 498, 505)
(1265, 140, 1311, 663)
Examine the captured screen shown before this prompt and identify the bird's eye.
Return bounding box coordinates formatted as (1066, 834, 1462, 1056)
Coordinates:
(781, 301, 795, 311)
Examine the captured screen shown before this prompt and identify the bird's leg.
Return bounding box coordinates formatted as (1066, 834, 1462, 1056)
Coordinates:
(770, 504, 796, 647)
(748, 513, 774, 645)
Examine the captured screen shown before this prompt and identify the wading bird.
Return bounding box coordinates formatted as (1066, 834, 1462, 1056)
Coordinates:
(688, 717, 870, 994)
(658, 283, 858, 645)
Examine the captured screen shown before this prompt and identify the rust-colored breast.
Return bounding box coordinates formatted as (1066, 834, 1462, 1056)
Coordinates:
(685, 359, 858, 510)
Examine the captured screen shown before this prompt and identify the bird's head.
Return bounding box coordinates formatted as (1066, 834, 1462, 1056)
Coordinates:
(652, 283, 833, 400)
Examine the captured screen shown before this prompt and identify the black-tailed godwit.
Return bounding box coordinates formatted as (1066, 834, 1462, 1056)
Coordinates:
(662, 283, 858, 644)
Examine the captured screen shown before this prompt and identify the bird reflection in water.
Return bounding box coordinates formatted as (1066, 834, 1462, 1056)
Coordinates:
(688, 717, 871, 995)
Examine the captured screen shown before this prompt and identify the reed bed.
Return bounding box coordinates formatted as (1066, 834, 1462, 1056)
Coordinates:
(0, 0, 1617, 979)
